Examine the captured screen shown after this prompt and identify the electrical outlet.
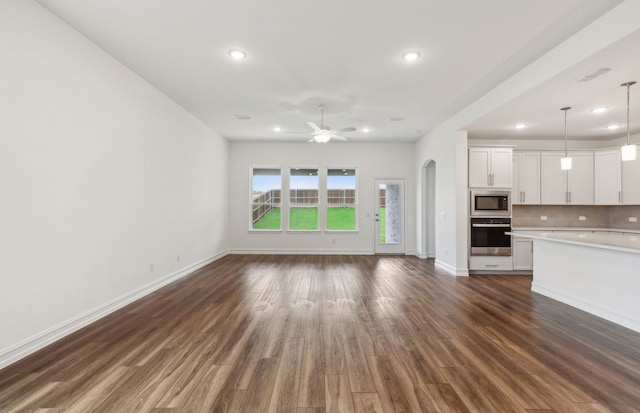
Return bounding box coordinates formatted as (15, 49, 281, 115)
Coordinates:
(540, 216, 548, 221)
(149, 262, 154, 272)
(177, 254, 181, 262)
(444, 248, 448, 256)
(629, 217, 637, 222)
(579, 216, 586, 221)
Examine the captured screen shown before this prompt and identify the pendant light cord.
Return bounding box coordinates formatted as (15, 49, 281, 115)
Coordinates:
(626, 83, 631, 145)
(561, 106, 571, 157)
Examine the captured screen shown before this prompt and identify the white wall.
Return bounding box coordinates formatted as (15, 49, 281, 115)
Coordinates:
(0, 0, 228, 367)
(414, 0, 640, 276)
(228, 142, 415, 255)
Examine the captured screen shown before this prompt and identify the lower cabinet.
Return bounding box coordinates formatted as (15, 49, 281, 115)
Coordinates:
(469, 256, 513, 271)
(512, 238, 533, 271)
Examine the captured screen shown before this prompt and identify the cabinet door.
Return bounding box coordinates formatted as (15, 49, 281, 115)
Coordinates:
(567, 152, 594, 205)
(468, 148, 490, 188)
(512, 238, 533, 271)
(520, 152, 540, 204)
(490, 148, 513, 188)
(595, 150, 621, 205)
(622, 147, 640, 204)
(540, 153, 567, 204)
(512, 153, 521, 204)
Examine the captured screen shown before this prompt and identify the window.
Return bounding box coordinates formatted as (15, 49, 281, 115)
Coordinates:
(251, 168, 281, 230)
(289, 168, 319, 230)
(327, 168, 357, 230)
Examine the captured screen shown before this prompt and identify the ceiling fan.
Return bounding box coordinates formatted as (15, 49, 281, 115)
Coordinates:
(298, 105, 356, 143)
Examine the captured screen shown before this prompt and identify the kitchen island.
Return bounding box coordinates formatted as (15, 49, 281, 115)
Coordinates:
(509, 229, 640, 333)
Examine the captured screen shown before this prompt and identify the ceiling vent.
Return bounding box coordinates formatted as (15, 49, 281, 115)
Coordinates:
(576, 67, 612, 82)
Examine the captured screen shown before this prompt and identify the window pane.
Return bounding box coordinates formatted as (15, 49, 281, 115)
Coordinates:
(290, 168, 318, 230)
(251, 168, 281, 230)
(327, 169, 356, 230)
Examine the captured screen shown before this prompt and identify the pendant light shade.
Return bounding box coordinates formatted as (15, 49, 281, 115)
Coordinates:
(620, 81, 636, 161)
(560, 106, 572, 170)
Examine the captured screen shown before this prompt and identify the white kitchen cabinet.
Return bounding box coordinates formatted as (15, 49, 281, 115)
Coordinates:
(512, 238, 533, 271)
(595, 150, 622, 205)
(512, 152, 540, 204)
(469, 147, 512, 188)
(622, 147, 640, 204)
(540, 152, 593, 204)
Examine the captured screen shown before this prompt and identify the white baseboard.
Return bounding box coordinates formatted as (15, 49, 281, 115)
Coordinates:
(228, 248, 374, 255)
(0, 251, 227, 370)
(435, 260, 468, 277)
(532, 283, 640, 333)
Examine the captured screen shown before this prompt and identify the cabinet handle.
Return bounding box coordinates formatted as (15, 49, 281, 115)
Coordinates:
(569, 192, 572, 203)
(619, 190, 622, 203)
(487, 174, 491, 186)
(485, 264, 499, 267)
(522, 191, 525, 203)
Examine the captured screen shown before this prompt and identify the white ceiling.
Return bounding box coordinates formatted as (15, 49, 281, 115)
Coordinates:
(36, 0, 627, 142)
(468, 28, 640, 141)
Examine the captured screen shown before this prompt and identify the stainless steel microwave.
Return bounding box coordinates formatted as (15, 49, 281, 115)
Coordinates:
(470, 190, 511, 217)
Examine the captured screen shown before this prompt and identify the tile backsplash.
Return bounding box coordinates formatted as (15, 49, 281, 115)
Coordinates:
(513, 205, 640, 230)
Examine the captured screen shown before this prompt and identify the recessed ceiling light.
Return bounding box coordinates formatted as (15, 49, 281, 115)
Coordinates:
(228, 49, 247, 60)
(513, 123, 527, 129)
(606, 124, 621, 130)
(592, 107, 608, 113)
(362, 127, 370, 133)
(234, 114, 251, 120)
(402, 51, 420, 62)
(273, 126, 281, 132)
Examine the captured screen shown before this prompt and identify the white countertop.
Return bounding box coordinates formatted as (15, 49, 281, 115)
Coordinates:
(508, 229, 640, 254)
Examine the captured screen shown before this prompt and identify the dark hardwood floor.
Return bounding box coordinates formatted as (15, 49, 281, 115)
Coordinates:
(1, 255, 639, 412)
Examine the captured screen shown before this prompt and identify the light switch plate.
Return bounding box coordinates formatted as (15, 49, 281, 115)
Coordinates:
(540, 216, 548, 221)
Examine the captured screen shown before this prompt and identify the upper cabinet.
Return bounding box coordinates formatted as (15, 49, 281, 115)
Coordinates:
(540, 152, 594, 205)
(512, 152, 540, 204)
(468, 147, 512, 188)
(622, 147, 640, 204)
(595, 150, 622, 205)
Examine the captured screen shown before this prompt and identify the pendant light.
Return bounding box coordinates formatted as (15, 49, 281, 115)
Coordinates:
(560, 107, 572, 170)
(620, 81, 637, 161)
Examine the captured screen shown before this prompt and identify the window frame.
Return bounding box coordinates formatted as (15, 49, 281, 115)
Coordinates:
(287, 166, 321, 232)
(249, 166, 283, 232)
(325, 167, 358, 232)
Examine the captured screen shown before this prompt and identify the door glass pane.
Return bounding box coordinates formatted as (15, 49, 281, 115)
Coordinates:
(379, 183, 401, 244)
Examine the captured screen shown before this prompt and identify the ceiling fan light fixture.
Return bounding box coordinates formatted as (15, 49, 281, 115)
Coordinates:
(513, 123, 527, 130)
(314, 133, 331, 143)
(591, 106, 608, 114)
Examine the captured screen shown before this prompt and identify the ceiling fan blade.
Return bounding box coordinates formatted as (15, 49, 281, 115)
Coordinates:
(283, 131, 310, 134)
(332, 135, 349, 141)
(335, 127, 356, 133)
(307, 122, 321, 132)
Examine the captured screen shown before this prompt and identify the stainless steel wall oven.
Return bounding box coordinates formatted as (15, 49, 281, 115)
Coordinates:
(470, 217, 512, 256)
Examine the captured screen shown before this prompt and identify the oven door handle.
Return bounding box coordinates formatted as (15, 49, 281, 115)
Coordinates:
(471, 224, 511, 228)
